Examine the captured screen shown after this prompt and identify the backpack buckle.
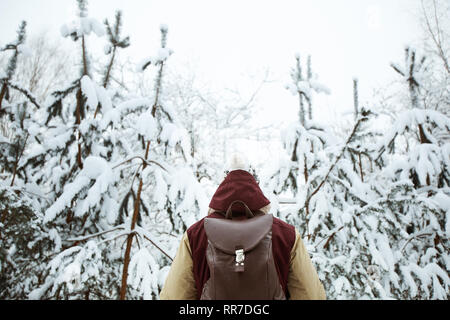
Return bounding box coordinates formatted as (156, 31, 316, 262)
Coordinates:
(235, 248, 245, 272)
(236, 249, 245, 263)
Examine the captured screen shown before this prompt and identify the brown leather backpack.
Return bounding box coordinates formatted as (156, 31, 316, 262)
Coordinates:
(200, 200, 286, 300)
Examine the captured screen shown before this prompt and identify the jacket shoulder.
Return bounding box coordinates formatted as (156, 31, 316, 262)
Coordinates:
(272, 216, 295, 234)
(187, 217, 205, 234)
(186, 217, 206, 245)
(272, 216, 296, 248)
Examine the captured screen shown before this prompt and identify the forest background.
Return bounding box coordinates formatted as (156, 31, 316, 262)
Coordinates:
(0, 0, 449, 299)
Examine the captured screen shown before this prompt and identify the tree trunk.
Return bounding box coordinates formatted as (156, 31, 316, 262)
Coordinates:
(418, 124, 431, 144)
(95, 46, 116, 119)
(10, 134, 28, 187)
(0, 82, 7, 112)
(353, 78, 359, 120)
(298, 93, 305, 126)
(152, 62, 165, 117)
(75, 89, 84, 169)
(119, 141, 151, 300)
(358, 152, 364, 182)
(81, 36, 88, 76)
(102, 46, 116, 89)
(303, 154, 309, 183)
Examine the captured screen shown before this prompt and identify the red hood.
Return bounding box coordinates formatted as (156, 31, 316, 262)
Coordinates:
(209, 170, 270, 212)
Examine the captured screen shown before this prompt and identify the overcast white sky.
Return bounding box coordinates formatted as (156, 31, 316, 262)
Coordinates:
(0, 0, 423, 162)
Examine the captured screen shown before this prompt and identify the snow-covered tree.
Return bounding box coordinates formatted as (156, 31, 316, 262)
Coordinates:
(2, 0, 449, 301)
(0, 31, 75, 106)
(304, 46, 449, 299)
(0, 22, 55, 300)
(419, 0, 450, 75)
(101, 10, 130, 91)
(264, 53, 333, 226)
(0, 21, 41, 184)
(285, 53, 331, 126)
(161, 65, 272, 193)
(21, 0, 207, 298)
(0, 21, 29, 111)
(367, 45, 450, 299)
(262, 40, 450, 300)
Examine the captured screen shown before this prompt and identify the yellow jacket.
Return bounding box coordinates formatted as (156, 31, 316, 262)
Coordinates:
(160, 226, 326, 300)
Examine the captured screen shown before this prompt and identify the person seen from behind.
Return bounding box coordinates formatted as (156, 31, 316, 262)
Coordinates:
(160, 154, 326, 300)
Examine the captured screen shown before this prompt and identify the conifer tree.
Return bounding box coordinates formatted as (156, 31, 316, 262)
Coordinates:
(101, 10, 130, 92)
(0, 21, 28, 112)
(24, 7, 207, 297)
(265, 53, 332, 232)
(0, 21, 41, 184)
(0, 22, 62, 299)
(368, 46, 450, 299)
(306, 47, 450, 299)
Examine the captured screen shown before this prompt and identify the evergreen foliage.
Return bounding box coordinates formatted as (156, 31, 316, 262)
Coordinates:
(0, 0, 448, 300)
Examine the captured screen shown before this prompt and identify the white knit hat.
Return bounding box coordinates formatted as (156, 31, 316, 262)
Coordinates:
(227, 153, 250, 172)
